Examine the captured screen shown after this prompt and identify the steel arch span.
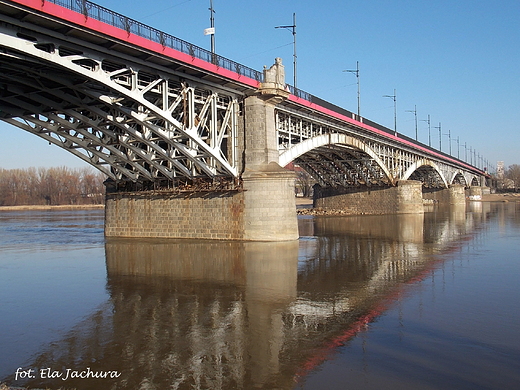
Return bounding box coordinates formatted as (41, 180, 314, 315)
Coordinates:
(0, 19, 239, 185)
(402, 159, 449, 189)
(279, 133, 395, 187)
(276, 108, 485, 190)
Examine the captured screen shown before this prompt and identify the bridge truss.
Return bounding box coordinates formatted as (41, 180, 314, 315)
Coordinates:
(276, 107, 481, 189)
(0, 11, 240, 188)
(0, 0, 483, 192)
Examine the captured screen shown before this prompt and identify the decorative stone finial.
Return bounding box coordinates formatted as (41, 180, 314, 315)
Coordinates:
(259, 58, 290, 103)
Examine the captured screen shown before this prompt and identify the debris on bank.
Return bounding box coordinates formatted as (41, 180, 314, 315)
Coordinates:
(297, 208, 352, 216)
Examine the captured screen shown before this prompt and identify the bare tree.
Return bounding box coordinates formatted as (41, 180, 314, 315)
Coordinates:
(0, 167, 106, 206)
(504, 164, 520, 190)
(295, 169, 315, 198)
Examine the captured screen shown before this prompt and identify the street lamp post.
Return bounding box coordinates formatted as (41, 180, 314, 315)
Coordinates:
(275, 13, 297, 88)
(406, 105, 418, 141)
(420, 115, 431, 147)
(383, 89, 397, 136)
(434, 122, 441, 151)
(444, 129, 452, 155)
(343, 61, 360, 118)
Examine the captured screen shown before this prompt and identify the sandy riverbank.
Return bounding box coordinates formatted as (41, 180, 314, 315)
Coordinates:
(481, 193, 520, 202)
(295, 193, 520, 209)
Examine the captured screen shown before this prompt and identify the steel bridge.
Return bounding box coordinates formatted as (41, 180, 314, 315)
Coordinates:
(0, 0, 486, 192)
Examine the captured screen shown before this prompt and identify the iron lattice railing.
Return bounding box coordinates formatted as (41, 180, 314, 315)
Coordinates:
(48, 0, 263, 81)
(42, 1, 343, 116)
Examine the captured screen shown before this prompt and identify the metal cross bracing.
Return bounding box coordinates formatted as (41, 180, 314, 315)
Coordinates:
(276, 107, 481, 189)
(0, 16, 240, 188)
(0, 0, 484, 192)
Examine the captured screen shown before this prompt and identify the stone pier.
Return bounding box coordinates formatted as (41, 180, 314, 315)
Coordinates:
(105, 58, 298, 242)
(468, 185, 490, 200)
(313, 180, 424, 215)
(423, 184, 466, 205)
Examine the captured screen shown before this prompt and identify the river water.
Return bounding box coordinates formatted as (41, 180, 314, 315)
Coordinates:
(1, 202, 519, 390)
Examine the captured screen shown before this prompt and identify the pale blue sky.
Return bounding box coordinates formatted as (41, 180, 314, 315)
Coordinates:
(1, 0, 519, 171)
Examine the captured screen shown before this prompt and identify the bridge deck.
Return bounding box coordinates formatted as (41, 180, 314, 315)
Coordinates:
(0, 0, 485, 178)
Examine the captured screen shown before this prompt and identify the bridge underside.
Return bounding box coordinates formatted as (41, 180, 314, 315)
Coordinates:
(294, 145, 390, 188)
(408, 165, 446, 188)
(275, 109, 482, 193)
(0, 8, 243, 190)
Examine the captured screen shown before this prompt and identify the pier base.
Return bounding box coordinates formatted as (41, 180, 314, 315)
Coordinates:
(242, 164, 298, 241)
(104, 168, 298, 241)
(468, 186, 490, 200)
(313, 180, 424, 215)
(423, 184, 466, 205)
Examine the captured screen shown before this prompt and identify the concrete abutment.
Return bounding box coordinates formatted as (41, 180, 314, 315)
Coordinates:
(423, 184, 466, 205)
(104, 175, 298, 241)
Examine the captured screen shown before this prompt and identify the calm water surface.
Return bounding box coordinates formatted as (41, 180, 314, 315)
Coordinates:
(1, 203, 519, 389)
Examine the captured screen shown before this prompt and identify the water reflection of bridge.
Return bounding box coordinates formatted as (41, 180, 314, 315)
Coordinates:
(18, 204, 492, 390)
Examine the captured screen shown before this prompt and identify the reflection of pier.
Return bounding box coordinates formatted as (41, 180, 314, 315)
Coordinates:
(17, 206, 492, 390)
(105, 240, 299, 389)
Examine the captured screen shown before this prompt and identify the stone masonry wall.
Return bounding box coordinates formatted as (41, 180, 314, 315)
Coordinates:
(105, 191, 245, 240)
(242, 167, 298, 241)
(423, 185, 466, 204)
(314, 185, 397, 215)
(313, 180, 423, 215)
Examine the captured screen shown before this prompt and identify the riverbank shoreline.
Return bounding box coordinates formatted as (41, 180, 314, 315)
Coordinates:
(0, 193, 517, 213)
(295, 193, 520, 215)
(480, 193, 520, 202)
(296, 192, 520, 207)
(0, 204, 104, 211)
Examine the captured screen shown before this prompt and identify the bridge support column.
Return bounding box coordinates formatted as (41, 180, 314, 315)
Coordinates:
(242, 166, 298, 241)
(239, 59, 298, 241)
(469, 186, 483, 200)
(397, 180, 424, 214)
(423, 184, 466, 205)
(313, 180, 424, 215)
(449, 185, 467, 204)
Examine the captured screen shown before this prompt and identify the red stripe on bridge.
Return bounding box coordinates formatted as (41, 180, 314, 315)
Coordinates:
(11, 0, 261, 88)
(10, 0, 484, 176)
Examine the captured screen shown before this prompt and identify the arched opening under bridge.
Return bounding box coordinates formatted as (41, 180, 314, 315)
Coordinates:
(279, 133, 394, 188)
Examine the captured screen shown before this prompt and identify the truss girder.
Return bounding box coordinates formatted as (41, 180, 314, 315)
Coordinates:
(0, 22, 239, 183)
(276, 109, 478, 189)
